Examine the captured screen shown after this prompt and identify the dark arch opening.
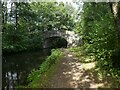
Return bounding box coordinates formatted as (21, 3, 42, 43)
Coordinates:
(43, 36, 68, 49)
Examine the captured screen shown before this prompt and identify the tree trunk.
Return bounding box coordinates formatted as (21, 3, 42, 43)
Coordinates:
(110, 2, 120, 47)
(110, 2, 120, 32)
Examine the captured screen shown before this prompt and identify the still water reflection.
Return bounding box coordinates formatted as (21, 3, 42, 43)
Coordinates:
(2, 49, 51, 89)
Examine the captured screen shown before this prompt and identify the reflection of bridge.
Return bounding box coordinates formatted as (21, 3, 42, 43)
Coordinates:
(42, 30, 82, 48)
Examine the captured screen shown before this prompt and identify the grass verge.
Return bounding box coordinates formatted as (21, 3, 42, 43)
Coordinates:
(16, 49, 63, 88)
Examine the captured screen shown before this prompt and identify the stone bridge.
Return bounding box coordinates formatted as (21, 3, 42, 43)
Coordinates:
(42, 30, 82, 48)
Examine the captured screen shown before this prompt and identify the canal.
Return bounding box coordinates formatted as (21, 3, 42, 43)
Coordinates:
(2, 49, 51, 89)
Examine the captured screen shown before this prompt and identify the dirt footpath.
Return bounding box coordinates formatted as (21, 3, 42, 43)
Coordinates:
(47, 49, 110, 88)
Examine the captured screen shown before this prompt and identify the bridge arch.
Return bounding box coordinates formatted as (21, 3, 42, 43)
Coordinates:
(42, 30, 82, 48)
(43, 36, 68, 48)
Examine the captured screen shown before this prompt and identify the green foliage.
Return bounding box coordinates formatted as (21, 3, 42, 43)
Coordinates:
(2, 2, 74, 53)
(75, 2, 120, 87)
(27, 49, 63, 87)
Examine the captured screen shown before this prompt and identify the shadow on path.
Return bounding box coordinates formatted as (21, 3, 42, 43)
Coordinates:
(47, 49, 110, 88)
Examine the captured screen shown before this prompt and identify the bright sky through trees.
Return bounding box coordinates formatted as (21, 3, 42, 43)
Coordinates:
(57, 0, 80, 10)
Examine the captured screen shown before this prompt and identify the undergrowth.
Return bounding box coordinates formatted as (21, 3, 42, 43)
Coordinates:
(27, 49, 63, 88)
(16, 49, 63, 88)
(69, 46, 120, 88)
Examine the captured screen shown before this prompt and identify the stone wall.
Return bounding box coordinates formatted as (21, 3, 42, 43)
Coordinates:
(42, 30, 82, 48)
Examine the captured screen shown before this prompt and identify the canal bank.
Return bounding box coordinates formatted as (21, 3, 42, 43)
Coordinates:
(2, 48, 51, 89)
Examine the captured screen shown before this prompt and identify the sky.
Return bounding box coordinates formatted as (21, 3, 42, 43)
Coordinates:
(6, 0, 83, 12)
(57, 0, 82, 10)
(57, 0, 73, 2)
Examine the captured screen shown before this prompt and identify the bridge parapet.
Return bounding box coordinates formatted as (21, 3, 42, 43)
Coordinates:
(42, 30, 82, 47)
(42, 30, 66, 38)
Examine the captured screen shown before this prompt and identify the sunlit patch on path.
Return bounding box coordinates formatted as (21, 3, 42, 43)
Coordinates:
(47, 49, 110, 88)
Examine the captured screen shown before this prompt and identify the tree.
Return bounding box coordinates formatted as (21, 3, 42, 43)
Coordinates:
(2, 2, 74, 52)
(76, 2, 120, 80)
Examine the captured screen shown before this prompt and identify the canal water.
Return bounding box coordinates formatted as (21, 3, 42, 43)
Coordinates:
(2, 49, 51, 89)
